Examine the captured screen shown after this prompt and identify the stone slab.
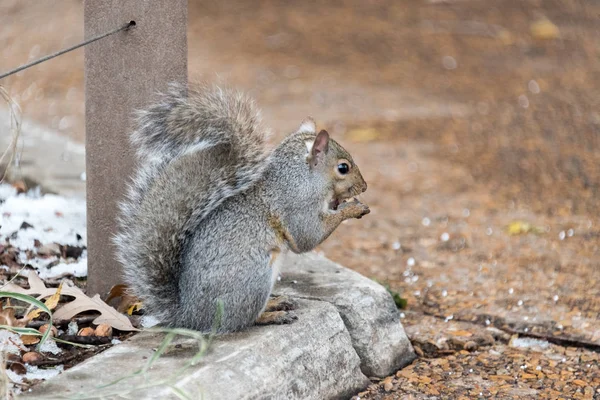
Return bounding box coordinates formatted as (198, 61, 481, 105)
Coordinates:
(276, 252, 416, 377)
(23, 298, 370, 400)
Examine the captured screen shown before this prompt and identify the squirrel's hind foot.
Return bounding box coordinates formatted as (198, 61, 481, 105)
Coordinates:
(265, 295, 298, 312)
(255, 310, 298, 326)
(255, 295, 299, 326)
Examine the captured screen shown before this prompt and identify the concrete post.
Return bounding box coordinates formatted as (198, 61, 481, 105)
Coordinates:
(84, 0, 188, 296)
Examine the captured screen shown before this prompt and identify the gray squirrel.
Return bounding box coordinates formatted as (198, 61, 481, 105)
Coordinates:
(114, 83, 369, 333)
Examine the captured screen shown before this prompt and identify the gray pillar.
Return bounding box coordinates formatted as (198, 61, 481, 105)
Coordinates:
(84, 0, 188, 296)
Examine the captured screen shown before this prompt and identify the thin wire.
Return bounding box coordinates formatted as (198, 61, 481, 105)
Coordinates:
(0, 21, 136, 81)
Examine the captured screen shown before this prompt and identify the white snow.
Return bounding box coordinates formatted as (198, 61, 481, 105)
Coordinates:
(0, 330, 24, 355)
(39, 338, 62, 355)
(510, 337, 550, 350)
(0, 183, 87, 278)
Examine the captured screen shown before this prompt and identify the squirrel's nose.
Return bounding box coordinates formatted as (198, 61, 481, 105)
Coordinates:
(361, 182, 367, 193)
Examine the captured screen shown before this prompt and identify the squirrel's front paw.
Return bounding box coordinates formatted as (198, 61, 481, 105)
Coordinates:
(339, 199, 370, 219)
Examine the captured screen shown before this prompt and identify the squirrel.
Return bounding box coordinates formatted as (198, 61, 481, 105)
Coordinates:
(114, 83, 370, 333)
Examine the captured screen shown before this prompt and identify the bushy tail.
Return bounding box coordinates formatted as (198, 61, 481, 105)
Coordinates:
(114, 83, 270, 324)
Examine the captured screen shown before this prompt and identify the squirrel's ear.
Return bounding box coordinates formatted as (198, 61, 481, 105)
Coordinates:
(307, 129, 330, 168)
(298, 117, 316, 134)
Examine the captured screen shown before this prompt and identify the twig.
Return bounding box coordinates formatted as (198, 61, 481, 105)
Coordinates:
(418, 308, 600, 353)
(0, 86, 23, 182)
(26, 315, 97, 329)
(57, 335, 112, 345)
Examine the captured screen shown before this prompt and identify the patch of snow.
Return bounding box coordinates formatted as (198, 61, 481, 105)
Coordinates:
(24, 364, 64, 381)
(0, 186, 86, 249)
(0, 184, 87, 278)
(510, 337, 550, 350)
(5, 368, 23, 384)
(0, 184, 17, 201)
(111, 338, 122, 345)
(39, 339, 62, 355)
(0, 330, 24, 355)
(67, 321, 79, 336)
(37, 256, 88, 280)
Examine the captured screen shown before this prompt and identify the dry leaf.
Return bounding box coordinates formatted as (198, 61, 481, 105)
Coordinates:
(53, 294, 138, 332)
(26, 282, 64, 320)
(506, 221, 545, 236)
(106, 283, 142, 315)
(530, 18, 560, 40)
(106, 284, 129, 304)
(449, 330, 473, 337)
(44, 282, 63, 310)
(126, 302, 143, 316)
(347, 127, 380, 143)
(0, 303, 19, 327)
(4, 272, 138, 332)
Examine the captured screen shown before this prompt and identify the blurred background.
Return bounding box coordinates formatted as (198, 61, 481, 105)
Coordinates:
(1, 2, 600, 394)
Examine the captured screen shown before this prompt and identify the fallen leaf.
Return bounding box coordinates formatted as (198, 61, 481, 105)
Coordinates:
(105, 284, 129, 304)
(53, 294, 137, 332)
(347, 127, 380, 143)
(4, 272, 138, 332)
(106, 283, 141, 315)
(126, 302, 143, 316)
(44, 282, 63, 311)
(0, 303, 17, 326)
(506, 221, 545, 236)
(449, 330, 473, 337)
(531, 18, 560, 40)
(27, 282, 63, 320)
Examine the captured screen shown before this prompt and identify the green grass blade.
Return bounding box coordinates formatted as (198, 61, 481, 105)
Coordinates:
(0, 291, 53, 349)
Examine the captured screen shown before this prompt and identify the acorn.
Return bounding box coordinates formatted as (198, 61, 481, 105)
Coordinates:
(39, 324, 58, 337)
(78, 327, 95, 336)
(22, 351, 43, 364)
(94, 324, 113, 337)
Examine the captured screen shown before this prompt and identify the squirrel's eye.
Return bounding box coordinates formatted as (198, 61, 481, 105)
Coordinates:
(337, 163, 350, 175)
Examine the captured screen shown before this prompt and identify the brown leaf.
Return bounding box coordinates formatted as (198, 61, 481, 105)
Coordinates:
(0, 302, 27, 327)
(44, 282, 63, 311)
(4, 272, 138, 332)
(347, 127, 380, 143)
(26, 282, 64, 320)
(54, 294, 137, 332)
(105, 284, 129, 303)
(449, 330, 473, 337)
(106, 284, 142, 315)
(126, 301, 143, 316)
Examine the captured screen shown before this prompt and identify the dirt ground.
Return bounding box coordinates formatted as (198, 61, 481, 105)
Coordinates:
(2, 0, 599, 398)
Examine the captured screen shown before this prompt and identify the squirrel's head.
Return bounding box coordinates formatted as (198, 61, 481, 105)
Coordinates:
(299, 117, 368, 211)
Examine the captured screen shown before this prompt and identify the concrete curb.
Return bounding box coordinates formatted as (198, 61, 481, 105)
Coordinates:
(24, 253, 415, 400)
